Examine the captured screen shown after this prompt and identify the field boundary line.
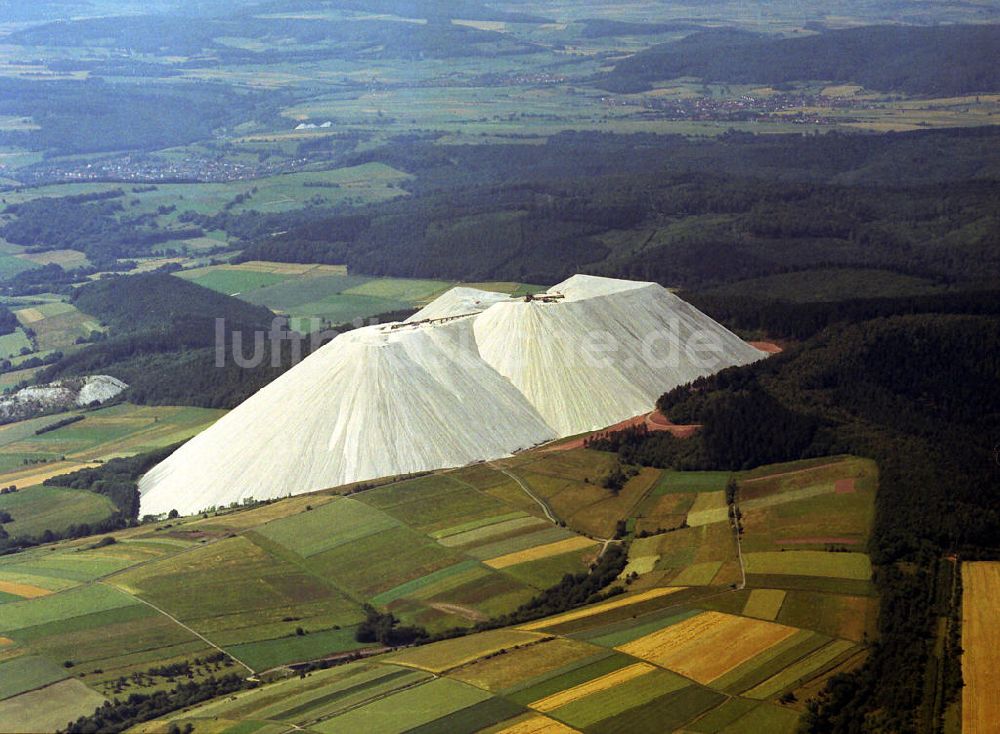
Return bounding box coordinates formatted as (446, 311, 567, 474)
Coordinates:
(101, 581, 256, 676)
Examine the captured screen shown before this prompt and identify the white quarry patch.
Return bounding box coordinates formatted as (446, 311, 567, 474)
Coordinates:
(139, 275, 767, 516)
(76, 375, 129, 406)
(0, 374, 128, 424)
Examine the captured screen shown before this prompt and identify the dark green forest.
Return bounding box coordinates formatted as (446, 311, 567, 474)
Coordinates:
(589, 305, 1000, 732)
(603, 25, 1000, 94)
(232, 128, 1000, 288)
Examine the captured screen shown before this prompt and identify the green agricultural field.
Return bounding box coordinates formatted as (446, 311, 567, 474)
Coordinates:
(175, 268, 289, 295)
(0, 485, 117, 540)
(0, 678, 107, 734)
(254, 496, 400, 557)
(0, 655, 70, 701)
(743, 551, 872, 580)
(653, 471, 732, 495)
(1, 583, 137, 633)
(0, 328, 32, 359)
(227, 626, 366, 671)
(357, 474, 518, 534)
(744, 639, 856, 700)
(312, 676, 495, 734)
(546, 666, 694, 730)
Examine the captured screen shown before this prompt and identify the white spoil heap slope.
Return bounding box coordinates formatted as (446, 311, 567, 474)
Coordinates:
(406, 286, 510, 322)
(473, 275, 764, 436)
(139, 274, 766, 515)
(139, 317, 556, 516)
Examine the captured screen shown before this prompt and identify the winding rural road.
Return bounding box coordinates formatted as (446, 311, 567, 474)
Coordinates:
(490, 463, 559, 524)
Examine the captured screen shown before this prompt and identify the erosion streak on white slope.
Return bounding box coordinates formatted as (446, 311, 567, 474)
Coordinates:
(139, 275, 766, 516)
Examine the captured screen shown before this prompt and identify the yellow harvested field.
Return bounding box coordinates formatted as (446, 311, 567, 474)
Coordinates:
(485, 536, 597, 570)
(616, 611, 798, 684)
(962, 561, 1000, 734)
(530, 662, 656, 712)
(519, 587, 682, 631)
(13, 308, 44, 323)
(0, 636, 13, 646)
(743, 589, 786, 620)
(495, 714, 580, 734)
(0, 461, 100, 488)
(0, 580, 52, 598)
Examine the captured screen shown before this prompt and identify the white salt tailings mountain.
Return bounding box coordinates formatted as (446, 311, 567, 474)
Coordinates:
(138, 318, 556, 516)
(139, 275, 765, 516)
(474, 275, 763, 435)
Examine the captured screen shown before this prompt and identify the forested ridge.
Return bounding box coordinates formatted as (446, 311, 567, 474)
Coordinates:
(590, 304, 999, 732)
(233, 128, 1000, 288)
(603, 24, 1000, 94)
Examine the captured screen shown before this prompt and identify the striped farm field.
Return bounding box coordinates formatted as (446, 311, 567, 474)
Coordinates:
(705, 629, 828, 694)
(430, 510, 529, 539)
(388, 628, 542, 673)
(616, 611, 799, 685)
(962, 561, 1000, 734)
(670, 561, 723, 586)
(519, 587, 682, 632)
(468, 526, 578, 562)
(743, 551, 871, 580)
(743, 589, 786, 620)
(744, 639, 855, 699)
(685, 491, 729, 526)
(542, 665, 692, 730)
(485, 536, 597, 569)
(438, 516, 549, 548)
(451, 637, 605, 693)
(313, 676, 493, 733)
(529, 662, 656, 712)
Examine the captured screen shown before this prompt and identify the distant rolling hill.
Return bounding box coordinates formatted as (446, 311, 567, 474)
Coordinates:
(602, 24, 1000, 95)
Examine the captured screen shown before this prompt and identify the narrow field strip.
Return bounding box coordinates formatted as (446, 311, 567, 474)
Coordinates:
(529, 662, 656, 712)
(485, 536, 596, 570)
(0, 580, 51, 599)
(744, 639, 855, 699)
(518, 587, 682, 631)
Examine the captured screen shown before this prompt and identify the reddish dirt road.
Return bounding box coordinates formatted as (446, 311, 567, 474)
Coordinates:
(750, 341, 784, 354)
(544, 411, 699, 452)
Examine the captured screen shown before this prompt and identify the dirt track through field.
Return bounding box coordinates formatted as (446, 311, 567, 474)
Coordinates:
(102, 581, 256, 676)
(490, 463, 558, 524)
